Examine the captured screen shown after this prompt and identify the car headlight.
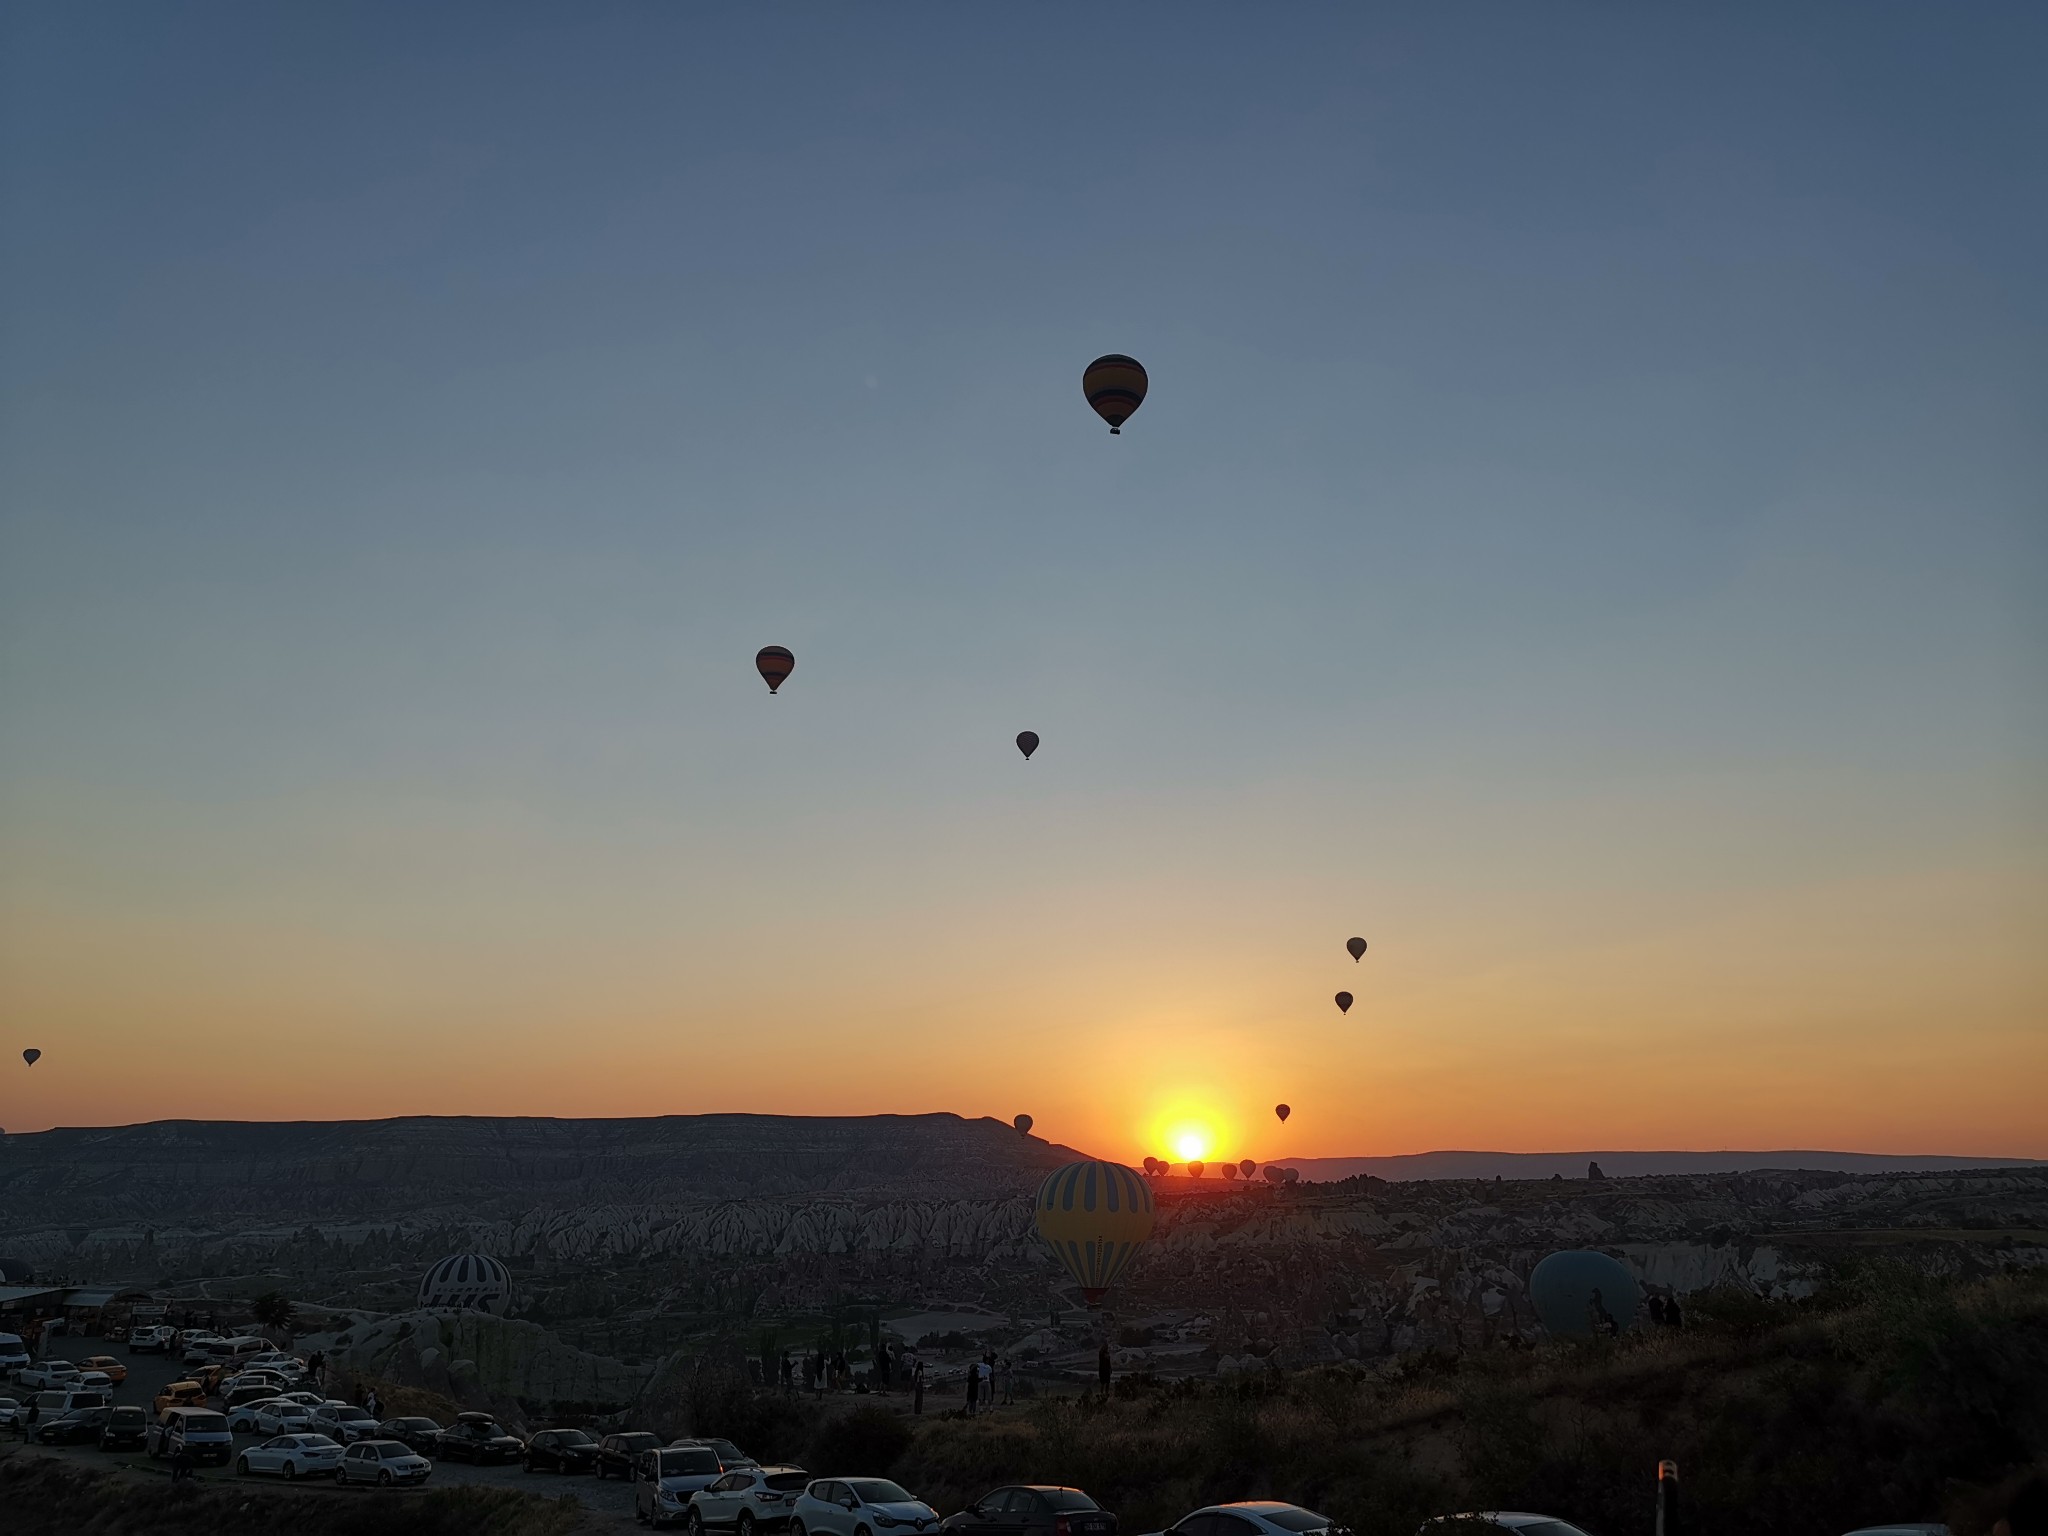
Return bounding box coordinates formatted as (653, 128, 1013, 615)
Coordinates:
(873, 1519, 897, 1528)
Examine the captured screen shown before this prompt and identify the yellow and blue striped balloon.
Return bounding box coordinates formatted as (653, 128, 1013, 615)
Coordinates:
(1034, 1159, 1155, 1304)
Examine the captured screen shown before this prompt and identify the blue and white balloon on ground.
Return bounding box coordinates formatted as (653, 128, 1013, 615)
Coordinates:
(418, 1253, 515, 1314)
(1529, 1249, 1641, 1334)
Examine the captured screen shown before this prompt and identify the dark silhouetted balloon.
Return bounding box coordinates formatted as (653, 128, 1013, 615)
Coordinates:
(1335, 992, 1352, 1014)
(755, 646, 794, 694)
(1013, 1113, 1034, 1137)
(1263, 1165, 1285, 1184)
(1142, 1156, 1160, 1176)
(1530, 1250, 1641, 1335)
(1017, 731, 1039, 761)
(1239, 1158, 1256, 1177)
(1082, 354, 1148, 434)
(1188, 1160, 1204, 1179)
(1274, 1103, 1290, 1123)
(21, 1049, 39, 1066)
(1220, 1162, 1239, 1181)
(1347, 937, 1367, 962)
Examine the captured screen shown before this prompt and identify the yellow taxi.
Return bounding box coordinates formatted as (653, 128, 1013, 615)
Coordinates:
(153, 1379, 207, 1415)
(80, 1354, 129, 1386)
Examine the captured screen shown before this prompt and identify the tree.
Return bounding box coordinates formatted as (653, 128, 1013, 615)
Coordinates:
(251, 1291, 296, 1331)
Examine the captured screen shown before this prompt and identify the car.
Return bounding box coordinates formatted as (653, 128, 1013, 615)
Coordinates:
(791, 1478, 941, 1536)
(1840, 1529, 1951, 1536)
(702, 1438, 760, 1470)
(0, 1395, 23, 1428)
(375, 1416, 446, 1455)
(637, 1444, 728, 1528)
(1171, 1507, 1351, 1536)
(146, 1406, 235, 1464)
(225, 1381, 288, 1412)
(78, 1355, 130, 1386)
(525, 1427, 600, 1474)
(238, 1432, 346, 1480)
(153, 1379, 208, 1415)
(181, 1336, 231, 1368)
(254, 1400, 318, 1435)
(0, 1333, 31, 1373)
(943, 1488, 1118, 1536)
(691, 1465, 812, 1535)
(597, 1430, 663, 1480)
(100, 1404, 151, 1450)
(436, 1412, 524, 1464)
(313, 1402, 382, 1444)
(1417, 1519, 1591, 1536)
(36, 1405, 115, 1445)
(337, 1437, 434, 1487)
(15, 1359, 83, 1390)
(35, 1387, 112, 1415)
(280, 1389, 328, 1408)
(245, 1352, 305, 1380)
(77, 1370, 116, 1396)
(128, 1325, 175, 1355)
(227, 1397, 289, 1431)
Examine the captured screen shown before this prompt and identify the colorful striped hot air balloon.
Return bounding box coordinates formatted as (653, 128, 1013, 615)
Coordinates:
(1082, 354, 1148, 434)
(755, 646, 794, 694)
(1033, 1160, 1155, 1306)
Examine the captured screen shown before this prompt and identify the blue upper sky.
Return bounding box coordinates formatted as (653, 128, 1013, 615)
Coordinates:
(1, 3, 2042, 1151)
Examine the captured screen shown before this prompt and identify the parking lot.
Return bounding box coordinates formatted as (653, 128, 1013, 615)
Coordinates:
(8, 1340, 642, 1524)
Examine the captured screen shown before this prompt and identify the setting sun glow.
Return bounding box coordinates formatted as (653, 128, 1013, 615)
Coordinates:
(1171, 1127, 1213, 1163)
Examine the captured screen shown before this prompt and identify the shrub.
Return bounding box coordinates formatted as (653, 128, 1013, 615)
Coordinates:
(809, 1404, 914, 1475)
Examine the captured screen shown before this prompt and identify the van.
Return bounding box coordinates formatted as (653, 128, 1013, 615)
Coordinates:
(0, 1333, 29, 1372)
(34, 1387, 111, 1414)
(146, 1405, 234, 1465)
(220, 1336, 268, 1361)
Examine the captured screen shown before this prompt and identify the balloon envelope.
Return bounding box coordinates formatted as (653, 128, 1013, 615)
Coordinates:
(1220, 1163, 1238, 1180)
(1033, 1160, 1155, 1305)
(1188, 1160, 1204, 1178)
(1274, 1103, 1290, 1123)
(1240, 1158, 1256, 1176)
(1334, 992, 1353, 1014)
(1082, 354, 1148, 434)
(1016, 731, 1039, 760)
(1013, 1113, 1034, 1137)
(1347, 937, 1367, 962)
(755, 646, 795, 694)
(21, 1049, 39, 1066)
(1529, 1250, 1641, 1336)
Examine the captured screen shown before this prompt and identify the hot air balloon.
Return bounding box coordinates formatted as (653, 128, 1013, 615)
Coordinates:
(1529, 1250, 1641, 1336)
(755, 646, 794, 694)
(1239, 1158, 1255, 1177)
(1335, 992, 1352, 1014)
(1082, 354, 1148, 434)
(1142, 1156, 1160, 1176)
(21, 1049, 39, 1066)
(1263, 1165, 1285, 1184)
(1013, 1113, 1034, 1137)
(1033, 1160, 1155, 1305)
(1347, 937, 1367, 962)
(1188, 1160, 1204, 1179)
(1220, 1162, 1239, 1181)
(1274, 1103, 1291, 1123)
(1017, 731, 1039, 761)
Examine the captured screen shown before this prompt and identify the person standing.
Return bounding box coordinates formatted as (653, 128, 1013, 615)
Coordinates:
(999, 1355, 1014, 1405)
(1097, 1340, 1112, 1398)
(963, 1362, 977, 1417)
(912, 1359, 925, 1416)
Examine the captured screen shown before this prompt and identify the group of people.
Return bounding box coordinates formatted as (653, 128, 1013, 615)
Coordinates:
(960, 1351, 1019, 1416)
(780, 1339, 909, 1399)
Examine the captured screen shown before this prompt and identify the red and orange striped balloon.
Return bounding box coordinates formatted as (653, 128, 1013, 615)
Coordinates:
(755, 646, 794, 694)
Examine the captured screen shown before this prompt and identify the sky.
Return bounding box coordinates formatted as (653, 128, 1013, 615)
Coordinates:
(2, 3, 2043, 1160)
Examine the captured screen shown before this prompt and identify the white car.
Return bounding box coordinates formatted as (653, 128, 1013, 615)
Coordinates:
(246, 1352, 304, 1379)
(227, 1396, 291, 1432)
(637, 1444, 727, 1529)
(1173, 1505, 1354, 1536)
(791, 1478, 941, 1536)
(1416, 1518, 1589, 1536)
(237, 1432, 345, 1479)
(127, 1325, 175, 1354)
(77, 1370, 115, 1395)
(0, 1395, 23, 1427)
(14, 1360, 82, 1390)
(0, 1333, 30, 1372)
(313, 1402, 381, 1444)
(281, 1390, 327, 1408)
(336, 1437, 433, 1487)
(254, 1400, 317, 1435)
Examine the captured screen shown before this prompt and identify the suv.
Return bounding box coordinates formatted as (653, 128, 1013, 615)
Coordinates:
(0, 1332, 30, 1373)
(312, 1402, 381, 1444)
(692, 1465, 812, 1534)
(128, 1325, 175, 1355)
(596, 1430, 662, 1480)
(638, 1444, 726, 1529)
(147, 1406, 235, 1465)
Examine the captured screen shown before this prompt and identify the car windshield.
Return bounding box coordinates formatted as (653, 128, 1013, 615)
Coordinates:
(1512, 1526, 1592, 1536)
(112, 1408, 146, 1423)
(1043, 1493, 1101, 1513)
(709, 1440, 748, 1460)
(397, 1418, 439, 1430)
(850, 1482, 916, 1505)
(466, 1422, 507, 1436)
(335, 1408, 374, 1421)
(184, 1414, 228, 1432)
(765, 1473, 809, 1492)
(552, 1430, 594, 1445)
(615, 1433, 660, 1449)
(658, 1449, 721, 1476)
(377, 1443, 414, 1459)
(1259, 1513, 1334, 1533)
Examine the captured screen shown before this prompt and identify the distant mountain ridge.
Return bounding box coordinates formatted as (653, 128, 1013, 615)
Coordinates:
(0, 1112, 1086, 1227)
(1272, 1149, 2046, 1181)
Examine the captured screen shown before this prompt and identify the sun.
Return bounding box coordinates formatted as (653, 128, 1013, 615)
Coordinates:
(1171, 1126, 1212, 1163)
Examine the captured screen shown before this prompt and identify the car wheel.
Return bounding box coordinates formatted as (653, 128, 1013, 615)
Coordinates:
(856, 1524, 871, 1536)
(792, 1521, 807, 1536)
(523, 1457, 535, 1473)
(688, 1511, 704, 1536)
(284, 1461, 298, 1480)
(379, 1469, 393, 1486)
(739, 1513, 757, 1536)
(237, 1456, 250, 1475)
